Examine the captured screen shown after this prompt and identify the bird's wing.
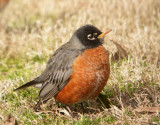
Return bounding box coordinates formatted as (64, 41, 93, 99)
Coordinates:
(14, 42, 81, 98)
(36, 42, 81, 104)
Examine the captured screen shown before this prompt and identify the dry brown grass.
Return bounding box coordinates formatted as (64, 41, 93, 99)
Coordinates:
(0, 0, 160, 124)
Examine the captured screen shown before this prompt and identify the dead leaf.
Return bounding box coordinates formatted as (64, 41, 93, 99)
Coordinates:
(111, 41, 128, 61)
(4, 115, 15, 125)
(3, 115, 20, 125)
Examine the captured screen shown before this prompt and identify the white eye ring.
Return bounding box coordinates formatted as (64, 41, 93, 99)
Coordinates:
(87, 34, 96, 40)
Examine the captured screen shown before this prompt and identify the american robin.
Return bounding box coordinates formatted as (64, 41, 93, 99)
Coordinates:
(14, 24, 111, 109)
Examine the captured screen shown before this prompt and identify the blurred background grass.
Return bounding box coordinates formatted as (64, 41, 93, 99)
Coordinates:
(0, 0, 160, 124)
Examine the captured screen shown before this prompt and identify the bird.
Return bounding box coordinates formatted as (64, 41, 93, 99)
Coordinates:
(14, 24, 112, 109)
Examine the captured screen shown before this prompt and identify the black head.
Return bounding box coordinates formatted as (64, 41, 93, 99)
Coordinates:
(75, 25, 104, 49)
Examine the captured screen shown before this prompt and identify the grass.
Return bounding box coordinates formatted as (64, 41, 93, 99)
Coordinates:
(0, 0, 160, 124)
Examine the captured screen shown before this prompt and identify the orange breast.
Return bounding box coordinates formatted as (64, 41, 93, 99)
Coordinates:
(55, 46, 110, 104)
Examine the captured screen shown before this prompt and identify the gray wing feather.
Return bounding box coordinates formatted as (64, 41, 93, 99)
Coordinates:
(37, 42, 81, 103)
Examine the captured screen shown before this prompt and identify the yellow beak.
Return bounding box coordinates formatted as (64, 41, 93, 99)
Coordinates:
(97, 29, 112, 39)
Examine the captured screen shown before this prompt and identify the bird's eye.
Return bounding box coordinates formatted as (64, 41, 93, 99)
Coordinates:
(94, 33, 98, 36)
(87, 33, 96, 40)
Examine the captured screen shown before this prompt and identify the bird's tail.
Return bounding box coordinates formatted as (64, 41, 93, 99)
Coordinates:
(14, 80, 38, 91)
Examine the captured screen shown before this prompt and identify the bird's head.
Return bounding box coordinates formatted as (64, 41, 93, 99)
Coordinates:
(74, 24, 112, 49)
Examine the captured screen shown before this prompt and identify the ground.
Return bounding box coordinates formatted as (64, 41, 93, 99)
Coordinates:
(0, 0, 160, 124)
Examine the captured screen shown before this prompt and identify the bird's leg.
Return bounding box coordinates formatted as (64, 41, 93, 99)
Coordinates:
(80, 103, 86, 113)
